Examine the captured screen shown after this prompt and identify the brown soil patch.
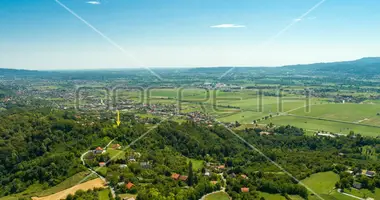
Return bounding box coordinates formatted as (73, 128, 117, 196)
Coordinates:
(31, 178, 106, 200)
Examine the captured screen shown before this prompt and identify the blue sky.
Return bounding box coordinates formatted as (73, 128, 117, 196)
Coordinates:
(0, 0, 379, 69)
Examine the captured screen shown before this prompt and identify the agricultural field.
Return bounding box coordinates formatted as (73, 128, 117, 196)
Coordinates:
(31, 178, 106, 200)
(0, 172, 97, 200)
(262, 115, 380, 137)
(290, 103, 380, 126)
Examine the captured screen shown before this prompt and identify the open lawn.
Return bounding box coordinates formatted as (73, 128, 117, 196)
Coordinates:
(98, 189, 110, 200)
(204, 192, 230, 200)
(107, 149, 125, 160)
(258, 192, 287, 200)
(301, 171, 356, 200)
(345, 188, 380, 200)
(187, 158, 204, 171)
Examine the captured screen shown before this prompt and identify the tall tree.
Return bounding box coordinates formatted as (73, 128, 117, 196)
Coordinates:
(188, 161, 193, 186)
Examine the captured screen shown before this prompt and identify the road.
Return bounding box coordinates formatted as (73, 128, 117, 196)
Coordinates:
(199, 173, 229, 200)
(80, 139, 116, 198)
(337, 189, 366, 200)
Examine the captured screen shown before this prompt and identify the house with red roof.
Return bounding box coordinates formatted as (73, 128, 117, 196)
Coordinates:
(171, 173, 180, 180)
(179, 175, 188, 181)
(94, 147, 104, 154)
(126, 182, 134, 190)
(241, 187, 249, 193)
(99, 162, 106, 167)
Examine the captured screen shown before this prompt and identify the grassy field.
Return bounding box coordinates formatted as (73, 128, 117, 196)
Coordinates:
(31, 178, 106, 200)
(118, 193, 137, 199)
(107, 149, 125, 160)
(290, 103, 380, 126)
(204, 192, 230, 200)
(98, 189, 110, 200)
(262, 115, 380, 137)
(187, 158, 204, 171)
(345, 188, 380, 200)
(301, 171, 356, 200)
(124, 88, 380, 137)
(258, 192, 287, 200)
(0, 171, 96, 200)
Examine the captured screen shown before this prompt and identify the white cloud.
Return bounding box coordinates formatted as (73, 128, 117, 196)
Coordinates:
(86, 1, 101, 5)
(293, 18, 302, 22)
(210, 24, 246, 28)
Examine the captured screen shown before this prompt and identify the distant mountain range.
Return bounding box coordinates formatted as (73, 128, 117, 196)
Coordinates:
(1, 57, 380, 77)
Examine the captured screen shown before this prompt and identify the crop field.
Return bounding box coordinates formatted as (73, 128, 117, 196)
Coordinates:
(262, 115, 380, 137)
(290, 103, 380, 126)
(31, 178, 106, 200)
(122, 88, 380, 137)
(0, 172, 97, 200)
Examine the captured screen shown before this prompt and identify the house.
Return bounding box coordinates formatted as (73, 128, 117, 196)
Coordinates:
(365, 171, 376, 178)
(171, 173, 180, 180)
(210, 181, 218, 185)
(230, 173, 237, 178)
(217, 165, 225, 170)
(125, 182, 134, 190)
(241, 187, 249, 193)
(111, 144, 121, 150)
(128, 156, 136, 162)
(241, 174, 248, 179)
(353, 182, 362, 189)
(140, 161, 150, 169)
(119, 164, 128, 169)
(179, 175, 188, 181)
(259, 131, 272, 136)
(94, 147, 104, 154)
(99, 162, 106, 167)
(204, 171, 210, 176)
(123, 198, 135, 200)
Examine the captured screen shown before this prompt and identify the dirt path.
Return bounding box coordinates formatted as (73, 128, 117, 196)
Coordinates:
(31, 178, 106, 200)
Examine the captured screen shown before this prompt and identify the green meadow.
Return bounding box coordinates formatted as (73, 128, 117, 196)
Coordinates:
(262, 115, 380, 137)
(204, 192, 230, 200)
(301, 171, 356, 200)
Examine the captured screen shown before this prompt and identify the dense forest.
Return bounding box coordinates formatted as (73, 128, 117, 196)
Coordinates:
(1, 106, 380, 199)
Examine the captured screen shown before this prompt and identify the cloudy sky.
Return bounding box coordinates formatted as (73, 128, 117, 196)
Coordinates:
(1, 0, 380, 69)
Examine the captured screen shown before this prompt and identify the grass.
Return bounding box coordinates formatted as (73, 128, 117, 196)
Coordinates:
(204, 192, 230, 200)
(98, 189, 110, 200)
(258, 192, 287, 200)
(345, 188, 380, 200)
(118, 193, 137, 199)
(107, 149, 125, 160)
(302, 171, 339, 194)
(262, 115, 380, 137)
(187, 158, 204, 171)
(0, 172, 97, 200)
(300, 171, 356, 200)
